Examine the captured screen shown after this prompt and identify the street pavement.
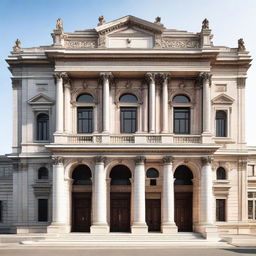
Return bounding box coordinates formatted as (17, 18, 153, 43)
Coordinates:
(0, 246, 256, 256)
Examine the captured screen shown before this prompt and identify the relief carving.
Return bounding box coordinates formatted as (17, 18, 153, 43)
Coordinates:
(64, 40, 96, 48)
(155, 38, 200, 49)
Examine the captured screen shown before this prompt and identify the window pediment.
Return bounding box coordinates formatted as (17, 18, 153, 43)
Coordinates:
(28, 93, 55, 106)
(212, 94, 234, 105)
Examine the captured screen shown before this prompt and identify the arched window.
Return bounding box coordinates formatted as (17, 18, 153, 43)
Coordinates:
(146, 168, 159, 178)
(120, 94, 138, 133)
(38, 167, 48, 180)
(76, 94, 94, 133)
(37, 113, 49, 141)
(216, 167, 226, 180)
(173, 94, 190, 103)
(72, 165, 92, 185)
(120, 94, 138, 103)
(76, 93, 94, 103)
(146, 168, 159, 186)
(174, 165, 193, 185)
(216, 111, 227, 137)
(110, 165, 131, 185)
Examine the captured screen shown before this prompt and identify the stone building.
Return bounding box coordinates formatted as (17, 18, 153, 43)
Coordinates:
(1, 15, 256, 239)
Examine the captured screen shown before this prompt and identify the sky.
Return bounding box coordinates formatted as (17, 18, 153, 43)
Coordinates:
(0, 0, 255, 154)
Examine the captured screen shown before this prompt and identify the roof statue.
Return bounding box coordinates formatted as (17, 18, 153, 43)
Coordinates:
(202, 18, 209, 29)
(12, 39, 21, 52)
(154, 16, 164, 27)
(56, 18, 63, 30)
(238, 38, 246, 51)
(98, 16, 106, 26)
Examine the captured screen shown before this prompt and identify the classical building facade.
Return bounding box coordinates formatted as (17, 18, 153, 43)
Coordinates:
(1, 15, 256, 239)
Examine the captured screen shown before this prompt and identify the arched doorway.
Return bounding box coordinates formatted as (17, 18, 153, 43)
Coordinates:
(174, 165, 193, 232)
(71, 165, 92, 232)
(109, 165, 131, 232)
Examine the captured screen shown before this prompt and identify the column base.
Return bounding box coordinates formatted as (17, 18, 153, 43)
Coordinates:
(90, 224, 109, 234)
(131, 223, 148, 234)
(197, 224, 219, 241)
(47, 223, 71, 234)
(201, 132, 213, 143)
(161, 223, 178, 234)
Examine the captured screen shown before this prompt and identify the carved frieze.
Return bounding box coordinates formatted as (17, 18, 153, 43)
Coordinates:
(155, 38, 200, 49)
(64, 40, 96, 48)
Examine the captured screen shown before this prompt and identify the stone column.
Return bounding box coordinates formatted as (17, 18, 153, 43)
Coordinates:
(162, 156, 177, 233)
(132, 156, 147, 233)
(145, 73, 156, 133)
(200, 72, 212, 134)
(200, 156, 218, 240)
(100, 72, 113, 133)
(160, 73, 170, 133)
(48, 157, 69, 233)
(64, 79, 72, 134)
(200, 156, 213, 225)
(54, 72, 67, 133)
(91, 156, 109, 233)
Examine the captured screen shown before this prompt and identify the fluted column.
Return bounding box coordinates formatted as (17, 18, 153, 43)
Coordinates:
(161, 73, 170, 133)
(200, 72, 212, 134)
(91, 156, 109, 233)
(132, 156, 148, 233)
(200, 156, 214, 225)
(100, 72, 113, 133)
(54, 72, 67, 133)
(145, 73, 156, 133)
(64, 81, 72, 133)
(162, 156, 177, 233)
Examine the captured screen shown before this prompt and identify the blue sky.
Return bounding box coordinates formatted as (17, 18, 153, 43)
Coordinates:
(0, 0, 255, 154)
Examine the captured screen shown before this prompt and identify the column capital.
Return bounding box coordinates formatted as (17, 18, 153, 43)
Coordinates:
(237, 77, 246, 89)
(162, 156, 173, 164)
(201, 156, 213, 165)
(198, 72, 212, 85)
(94, 156, 106, 164)
(99, 72, 113, 83)
(52, 156, 64, 165)
(145, 72, 157, 84)
(134, 156, 146, 165)
(53, 72, 68, 83)
(157, 73, 170, 85)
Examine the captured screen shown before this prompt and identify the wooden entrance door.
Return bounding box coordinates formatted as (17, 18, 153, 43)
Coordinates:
(72, 193, 91, 232)
(110, 193, 130, 232)
(146, 199, 161, 231)
(175, 192, 192, 232)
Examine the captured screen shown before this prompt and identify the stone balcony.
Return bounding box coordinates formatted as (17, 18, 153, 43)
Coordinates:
(53, 133, 202, 144)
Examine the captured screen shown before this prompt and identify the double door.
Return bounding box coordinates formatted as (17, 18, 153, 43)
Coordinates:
(72, 193, 91, 232)
(146, 199, 161, 231)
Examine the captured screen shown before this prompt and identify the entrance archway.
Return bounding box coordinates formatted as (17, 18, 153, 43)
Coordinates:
(174, 165, 193, 232)
(71, 165, 92, 232)
(109, 165, 131, 232)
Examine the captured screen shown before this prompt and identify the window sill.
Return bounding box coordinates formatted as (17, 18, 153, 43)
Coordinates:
(213, 137, 236, 144)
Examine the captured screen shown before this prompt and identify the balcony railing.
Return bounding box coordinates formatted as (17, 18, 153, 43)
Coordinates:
(55, 134, 202, 145)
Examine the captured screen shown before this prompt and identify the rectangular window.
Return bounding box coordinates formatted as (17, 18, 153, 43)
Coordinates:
(216, 199, 226, 221)
(77, 107, 93, 133)
(248, 192, 256, 220)
(38, 199, 48, 222)
(173, 107, 190, 134)
(248, 165, 255, 177)
(0, 201, 2, 222)
(120, 107, 137, 133)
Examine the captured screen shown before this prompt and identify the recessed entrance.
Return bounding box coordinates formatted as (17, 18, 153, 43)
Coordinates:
(71, 164, 92, 232)
(109, 165, 132, 232)
(174, 165, 193, 232)
(146, 199, 161, 231)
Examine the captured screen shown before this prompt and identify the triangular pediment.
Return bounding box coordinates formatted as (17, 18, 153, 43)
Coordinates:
(28, 93, 55, 105)
(95, 15, 164, 35)
(211, 94, 234, 105)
